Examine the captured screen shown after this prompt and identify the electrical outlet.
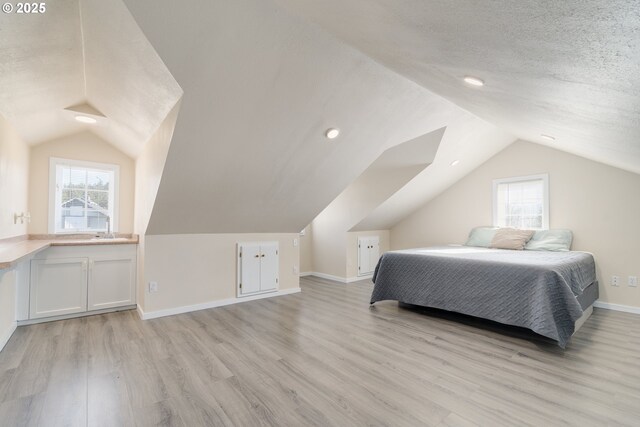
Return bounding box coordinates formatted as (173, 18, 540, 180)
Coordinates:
(293, 265, 298, 275)
(629, 276, 638, 287)
(611, 276, 620, 287)
(148, 281, 158, 292)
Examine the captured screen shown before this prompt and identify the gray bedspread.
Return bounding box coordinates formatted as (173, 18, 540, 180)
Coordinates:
(371, 246, 597, 348)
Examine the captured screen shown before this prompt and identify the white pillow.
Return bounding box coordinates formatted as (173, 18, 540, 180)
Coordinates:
(465, 226, 498, 248)
(525, 229, 573, 251)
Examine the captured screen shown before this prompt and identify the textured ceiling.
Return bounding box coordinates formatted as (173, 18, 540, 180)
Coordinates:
(275, 0, 640, 174)
(0, 0, 182, 157)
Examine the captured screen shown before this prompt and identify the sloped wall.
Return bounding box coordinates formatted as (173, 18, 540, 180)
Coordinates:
(124, 0, 467, 235)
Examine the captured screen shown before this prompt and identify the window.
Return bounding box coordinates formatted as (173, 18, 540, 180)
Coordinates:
(49, 158, 119, 234)
(493, 174, 549, 230)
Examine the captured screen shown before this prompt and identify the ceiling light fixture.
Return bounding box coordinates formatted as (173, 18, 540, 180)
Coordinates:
(463, 76, 484, 87)
(541, 134, 556, 141)
(450, 160, 460, 167)
(75, 115, 97, 124)
(325, 128, 340, 139)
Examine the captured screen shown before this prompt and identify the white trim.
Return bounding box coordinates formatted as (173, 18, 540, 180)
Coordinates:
(304, 271, 348, 283)
(302, 272, 373, 283)
(594, 301, 640, 315)
(49, 157, 120, 234)
(0, 321, 17, 353)
(492, 173, 549, 230)
(137, 287, 301, 320)
(348, 274, 373, 283)
(17, 305, 137, 326)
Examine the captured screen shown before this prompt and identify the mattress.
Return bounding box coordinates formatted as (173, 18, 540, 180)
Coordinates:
(371, 246, 598, 348)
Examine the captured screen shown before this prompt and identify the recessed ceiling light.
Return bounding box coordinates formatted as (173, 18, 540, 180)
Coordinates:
(325, 128, 340, 139)
(463, 76, 484, 87)
(541, 134, 556, 141)
(450, 160, 460, 166)
(75, 115, 97, 124)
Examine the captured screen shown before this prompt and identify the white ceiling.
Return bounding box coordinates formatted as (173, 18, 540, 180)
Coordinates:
(0, 0, 182, 157)
(275, 0, 640, 174)
(123, 0, 515, 234)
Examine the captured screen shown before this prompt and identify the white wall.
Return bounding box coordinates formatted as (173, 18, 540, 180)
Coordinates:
(299, 224, 313, 274)
(28, 131, 135, 234)
(0, 115, 28, 351)
(141, 233, 300, 316)
(134, 100, 181, 310)
(0, 115, 30, 239)
(391, 140, 640, 308)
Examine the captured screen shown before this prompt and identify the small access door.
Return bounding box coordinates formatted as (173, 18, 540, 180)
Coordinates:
(358, 236, 380, 276)
(237, 242, 279, 297)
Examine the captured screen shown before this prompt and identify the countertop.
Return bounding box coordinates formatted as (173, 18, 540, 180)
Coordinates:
(0, 234, 139, 270)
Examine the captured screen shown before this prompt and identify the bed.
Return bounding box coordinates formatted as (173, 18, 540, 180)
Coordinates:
(370, 246, 598, 348)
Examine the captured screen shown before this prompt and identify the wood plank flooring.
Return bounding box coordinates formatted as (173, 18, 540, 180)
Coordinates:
(1, 276, 639, 426)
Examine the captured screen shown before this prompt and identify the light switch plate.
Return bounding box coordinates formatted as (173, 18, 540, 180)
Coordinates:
(149, 281, 158, 292)
(629, 276, 638, 287)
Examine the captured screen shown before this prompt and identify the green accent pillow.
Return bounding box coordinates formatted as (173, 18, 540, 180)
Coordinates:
(524, 229, 573, 251)
(465, 227, 498, 248)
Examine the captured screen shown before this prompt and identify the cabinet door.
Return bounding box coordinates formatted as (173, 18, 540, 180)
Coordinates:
(239, 244, 261, 295)
(368, 237, 380, 273)
(358, 237, 371, 276)
(259, 243, 279, 292)
(88, 256, 136, 311)
(358, 236, 380, 276)
(30, 258, 88, 319)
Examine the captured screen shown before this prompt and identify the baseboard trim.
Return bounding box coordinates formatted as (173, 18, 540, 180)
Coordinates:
(303, 272, 373, 284)
(299, 272, 313, 277)
(305, 272, 348, 283)
(594, 301, 640, 315)
(0, 321, 17, 353)
(347, 274, 373, 283)
(18, 305, 137, 326)
(138, 287, 302, 320)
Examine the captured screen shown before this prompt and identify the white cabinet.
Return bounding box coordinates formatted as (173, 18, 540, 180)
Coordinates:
(29, 244, 136, 321)
(88, 256, 136, 311)
(237, 242, 279, 297)
(358, 236, 380, 276)
(30, 258, 88, 319)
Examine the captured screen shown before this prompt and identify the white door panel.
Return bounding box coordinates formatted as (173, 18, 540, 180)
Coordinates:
(239, 244, 261, 295)
(30, 258, 88, 319)
(88, 257, 135, 311)
(260, 243, 279, 291)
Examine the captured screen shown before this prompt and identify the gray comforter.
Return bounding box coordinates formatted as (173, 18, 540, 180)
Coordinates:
(371, 246, 597, 348)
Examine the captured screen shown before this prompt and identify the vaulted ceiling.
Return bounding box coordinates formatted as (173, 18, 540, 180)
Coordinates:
(275, 0, 640, 175)
(0, 0, 182, 157)
(3, 0, 637, 235)
(123, 0, 514, 234)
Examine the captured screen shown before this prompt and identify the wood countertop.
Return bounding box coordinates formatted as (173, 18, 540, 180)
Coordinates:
(0, 235, 139, 270)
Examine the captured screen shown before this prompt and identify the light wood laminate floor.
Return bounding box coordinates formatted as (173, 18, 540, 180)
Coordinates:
(1, 276, 639, 426)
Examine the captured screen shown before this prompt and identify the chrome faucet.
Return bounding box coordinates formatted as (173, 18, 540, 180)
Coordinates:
(104, 216, 115, 239)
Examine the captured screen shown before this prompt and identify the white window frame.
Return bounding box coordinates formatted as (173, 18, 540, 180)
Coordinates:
(48, 157, 120, 234)
(492, 173, 549, 230)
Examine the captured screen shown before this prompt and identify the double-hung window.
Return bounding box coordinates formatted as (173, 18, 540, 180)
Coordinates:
(49, 158, 119, 234)
(493, 174, 549, 230)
